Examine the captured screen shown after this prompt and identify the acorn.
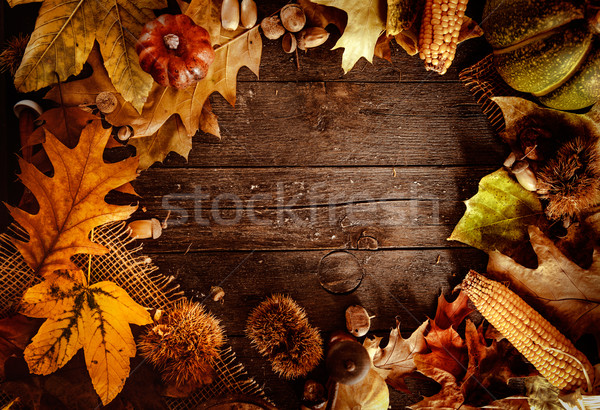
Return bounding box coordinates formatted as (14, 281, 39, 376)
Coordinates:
(511, 160, 537, 192)
(240, 0, 258, 29)
(345, 305, 373, 337)
(297, 27, 329, 51)
(127, 218, 162, 239)
(282, 32, 297, 53)
(221, 0, 240, 31)
(280, 4, 306, 33)
(96, 91, 118, 114)
(326, 339, 371, 385)
(260, 15, 286, 40)
(138, 299, 225, 388)
(246, 294, 323, 379)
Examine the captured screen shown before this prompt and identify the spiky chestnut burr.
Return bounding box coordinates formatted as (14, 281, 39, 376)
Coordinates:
(537, 136, 600, 219)
(138, 299, 225, 387)
(0, 34, 29, 76)
(246, 294, 323, 379)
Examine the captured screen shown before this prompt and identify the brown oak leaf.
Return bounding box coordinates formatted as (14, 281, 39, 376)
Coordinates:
(6, 120, 138, 278)
(364, 319, 429, 392)
(487, 225, 600, 353)
(410, 355, 464, 409)
(433, 291, 473, 331)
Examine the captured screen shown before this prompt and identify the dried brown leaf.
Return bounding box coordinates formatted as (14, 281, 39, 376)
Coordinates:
(487, 226, 600, 354)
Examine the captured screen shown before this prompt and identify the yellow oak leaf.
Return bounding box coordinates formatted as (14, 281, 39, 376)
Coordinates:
(6, 120, 138, 278)
(21, 270, 152, 405)
(311, 0, 385, 73)
(8, 0, 165, 112)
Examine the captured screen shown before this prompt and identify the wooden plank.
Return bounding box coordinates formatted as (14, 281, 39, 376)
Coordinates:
(153, 81, 506, 168)
(149, 248, 487, 335)
(133, 166, 495, 252)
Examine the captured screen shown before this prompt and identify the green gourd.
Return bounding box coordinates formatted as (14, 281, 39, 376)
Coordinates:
(482, 0, 600, 110)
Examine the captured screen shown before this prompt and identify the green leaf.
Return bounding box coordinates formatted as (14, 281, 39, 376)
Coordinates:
(448, 168, 544, 253)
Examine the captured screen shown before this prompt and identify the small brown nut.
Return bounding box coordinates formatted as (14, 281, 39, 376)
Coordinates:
(280, 4, 306, 33)
(128, 218, 162, 239)
(512, 160, 537, 192)
(260, 15, 286, 40)
(209, 286, 225, 303)
(297, 27, 329, 50)
(240, 0, 257, 29)
(503, 152, 516, 168)
(117, 125, 132, 142)
(221, 0, 240, 31)
(96, 91, 118, 114)
(282, 32, 297, 53)
(345, 305, 372, 337)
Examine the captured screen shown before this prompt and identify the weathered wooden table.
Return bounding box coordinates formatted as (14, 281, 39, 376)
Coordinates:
(1, 0, 510, 407)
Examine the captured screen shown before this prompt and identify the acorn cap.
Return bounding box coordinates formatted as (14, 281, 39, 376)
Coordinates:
(326, 340, 370, 385)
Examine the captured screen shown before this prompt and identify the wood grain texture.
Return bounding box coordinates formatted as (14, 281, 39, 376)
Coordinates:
(133, 166, 497, 252)
(152, 80, 507, 168)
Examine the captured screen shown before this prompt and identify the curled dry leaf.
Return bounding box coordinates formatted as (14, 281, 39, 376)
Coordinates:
(487, 225, 600, 355)
(298, 0, 347, 33)
(332, 368, 389, 410)
(310, 0, 385, 73)
(364, 319, 428, 392)
(6, 120, 138, 278)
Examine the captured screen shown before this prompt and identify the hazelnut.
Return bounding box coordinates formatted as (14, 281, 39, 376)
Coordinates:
(280, 4, 306, 33)
(260, 15, 286, 40)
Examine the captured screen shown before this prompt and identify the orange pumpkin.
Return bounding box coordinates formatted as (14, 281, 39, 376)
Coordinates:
(136, 14, 215, 89)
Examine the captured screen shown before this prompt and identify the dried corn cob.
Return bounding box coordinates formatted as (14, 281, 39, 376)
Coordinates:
(418, 0, 469, 74)
(462, 270, 594, 393)
(387, 0, 420, 36)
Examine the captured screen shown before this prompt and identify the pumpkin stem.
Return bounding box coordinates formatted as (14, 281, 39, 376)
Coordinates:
(163, 34, 180, 50)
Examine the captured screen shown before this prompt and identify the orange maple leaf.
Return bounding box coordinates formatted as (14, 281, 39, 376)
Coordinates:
(6, 120, 138, 278)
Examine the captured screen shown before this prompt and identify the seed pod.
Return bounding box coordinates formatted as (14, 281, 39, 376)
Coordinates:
(241, 0, 258, 29)
(297, 27, 329, 51)
(261, 15, 286, 40)
(280, 4, 306, 33)
(221, 0, 240, 31)
(282, 32, 297, 53)
(128, 218, 162, 239)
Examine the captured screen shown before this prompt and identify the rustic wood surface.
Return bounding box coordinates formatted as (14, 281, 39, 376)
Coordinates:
(0, 0, 512, 408)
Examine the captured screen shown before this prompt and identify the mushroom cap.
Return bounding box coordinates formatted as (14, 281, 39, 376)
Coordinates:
(326, 340, 370, 385)
(13, 100, 42, 118)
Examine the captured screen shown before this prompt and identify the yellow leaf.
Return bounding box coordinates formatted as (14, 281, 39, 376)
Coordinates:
(9, 0, 164, 112)
(311, 0, 385, 73)
(21, 273, 152, 405)
(21, 272, 86, 375)
(6, 120, 138, 278)
(81, 281, 152, 404)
